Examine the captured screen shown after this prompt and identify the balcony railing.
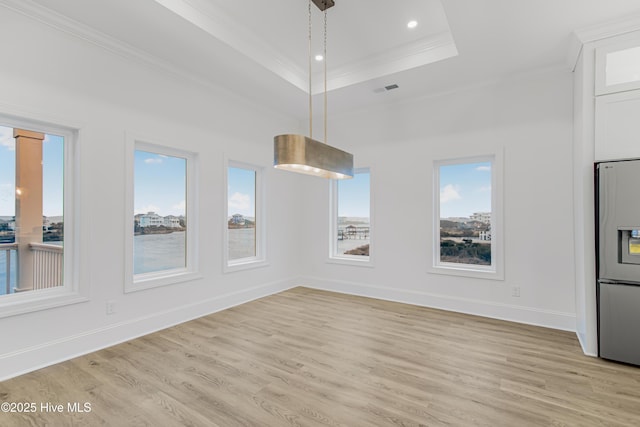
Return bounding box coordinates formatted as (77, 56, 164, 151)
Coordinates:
(30, 243, 63, 290)
(0, 242, 63, 295)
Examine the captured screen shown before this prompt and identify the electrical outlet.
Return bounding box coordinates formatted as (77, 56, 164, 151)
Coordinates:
(106, 300, 116, 315)
(511, 287, 521, 297)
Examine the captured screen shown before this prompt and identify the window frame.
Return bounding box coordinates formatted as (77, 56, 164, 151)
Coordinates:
(223, 158, 267, 272)
(328, 167, 374, 267)
(595, 37, 640, 96)
(431, 153, 504, 280)
(0, 113, 85, 318)
(124, 135, 200, 292)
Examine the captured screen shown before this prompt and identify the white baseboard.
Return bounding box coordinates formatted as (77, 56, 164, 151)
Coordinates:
(576, 330, 598, 357)
(300, 276, 577, 332)
(0, 278, 297, 381)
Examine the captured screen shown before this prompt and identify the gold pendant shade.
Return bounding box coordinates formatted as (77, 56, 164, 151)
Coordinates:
(274, 134, 353, 179)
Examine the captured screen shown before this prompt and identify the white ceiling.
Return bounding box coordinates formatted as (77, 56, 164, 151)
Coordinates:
(152, 0, 458, 94)
(13, 0, 640, 118)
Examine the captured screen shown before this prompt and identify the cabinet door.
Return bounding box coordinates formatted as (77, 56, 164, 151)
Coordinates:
(595, 90, 640, 161)
(596, 38, 640, 96)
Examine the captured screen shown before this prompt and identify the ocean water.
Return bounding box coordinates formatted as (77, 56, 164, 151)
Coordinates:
(134, 231, 186, 275)
(133, 229, 257, 273)
(2, 229, 262, 292)
(0, 250, 17, 296)
(228, 228, 256, 260)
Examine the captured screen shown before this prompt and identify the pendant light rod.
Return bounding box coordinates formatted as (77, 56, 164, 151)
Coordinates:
(324, 8, 327, 144)
(308, 0, 313, 139)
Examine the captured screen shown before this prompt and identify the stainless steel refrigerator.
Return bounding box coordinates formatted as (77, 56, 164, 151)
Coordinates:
(597, 159, 640, 366)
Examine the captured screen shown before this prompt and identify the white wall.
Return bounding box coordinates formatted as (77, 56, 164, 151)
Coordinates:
(0, 7, 304, 380)
(300, 68, 577, 331)
(573, 47, 598, 356)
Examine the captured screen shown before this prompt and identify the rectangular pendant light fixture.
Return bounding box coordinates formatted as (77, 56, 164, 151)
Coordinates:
(273, 0, 353, 180)
(274, 134, 353, 179)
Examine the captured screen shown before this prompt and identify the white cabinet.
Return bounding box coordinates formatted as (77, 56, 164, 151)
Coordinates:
(595, 90, 640, 161)
(573, 25, 640, 357)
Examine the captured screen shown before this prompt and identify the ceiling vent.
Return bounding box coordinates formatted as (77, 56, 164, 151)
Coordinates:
(374, 84, 399, 93)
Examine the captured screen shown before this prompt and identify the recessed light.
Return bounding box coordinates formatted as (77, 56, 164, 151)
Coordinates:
(407, 20, 418, 29)
(315, 54, 324, 61)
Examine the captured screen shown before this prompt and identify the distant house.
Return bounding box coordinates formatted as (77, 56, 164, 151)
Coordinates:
(163, 215, 181, 228)
(139, 212, 164, 227)
(231, 214, 245, 225)
(471, 212, 491, 224)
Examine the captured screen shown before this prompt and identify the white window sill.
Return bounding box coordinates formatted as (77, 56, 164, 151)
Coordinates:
(224, 259, 269, 273)
(327, 256, 374, 268)
(126, 270, 202, 293)
(429, 263, 504, 281)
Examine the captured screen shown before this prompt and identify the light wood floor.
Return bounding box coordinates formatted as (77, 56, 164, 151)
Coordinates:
(2, 287, 640, 426)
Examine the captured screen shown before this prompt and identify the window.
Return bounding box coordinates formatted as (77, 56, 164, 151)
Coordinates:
(595, 38, 640, 95)
(330, 168, 372, 265)
(433, 155, 503, 279)
(125, 137, 198, 291)
(225, 160, 266, 271)
(605, 46, 640, 87)
(0, 116, 83, 317)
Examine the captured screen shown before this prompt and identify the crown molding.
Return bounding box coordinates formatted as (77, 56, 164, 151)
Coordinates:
(0, 0, 299, 119)
(0, 0, 221, 90)
(567, 13, 640, 71)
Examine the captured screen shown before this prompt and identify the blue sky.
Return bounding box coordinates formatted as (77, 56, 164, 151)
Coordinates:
(228, 167, 255, 217)
(134, 150, 186, 216)
(338, 171, 370, 218)
(0, 125, 64, 217)
(439, 161, 491, 218)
